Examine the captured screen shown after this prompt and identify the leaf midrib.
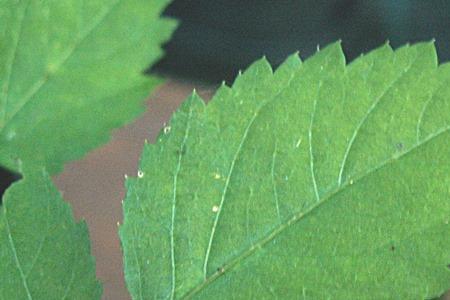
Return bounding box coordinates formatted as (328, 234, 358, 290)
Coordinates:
(183, 125, 449, 299)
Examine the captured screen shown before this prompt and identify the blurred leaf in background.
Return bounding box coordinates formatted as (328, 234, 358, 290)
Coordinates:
(0, 0, 176, 174)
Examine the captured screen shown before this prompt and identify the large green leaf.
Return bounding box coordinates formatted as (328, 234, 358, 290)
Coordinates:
(0, 0, 176, 173)
(0, 168, 101, 299)
(120, 42, 450, 299)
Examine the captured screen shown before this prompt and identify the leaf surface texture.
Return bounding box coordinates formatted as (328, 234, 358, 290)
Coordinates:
(121, 42, 450, 299)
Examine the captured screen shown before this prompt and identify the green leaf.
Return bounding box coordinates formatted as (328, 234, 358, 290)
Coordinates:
(121, 42, 450, 299)
(0, 0, 176, 173)
(0, 168, 101, 299)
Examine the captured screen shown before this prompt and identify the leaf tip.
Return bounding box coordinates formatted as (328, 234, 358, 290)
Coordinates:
(310, 41, 345, 67)
(274, 51, 303, 76)
(285, 51, 302, 64)
(186, 90, 206, 108)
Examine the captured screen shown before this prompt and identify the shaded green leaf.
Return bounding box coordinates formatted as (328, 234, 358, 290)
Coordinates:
(0, 0, 176, 173)
(121, 42, 450, 299)
(0, 168, 101, 299)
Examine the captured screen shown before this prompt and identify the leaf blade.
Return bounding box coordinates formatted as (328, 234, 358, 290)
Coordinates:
(0, 169, 101, 299)
(121, 42, 450, 299)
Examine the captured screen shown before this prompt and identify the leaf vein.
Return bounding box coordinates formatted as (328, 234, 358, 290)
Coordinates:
(2, 0, 123, 129)
(25, 170, 52, 278)
(270, 141, 281, 223)
(184, 125, 449, 299)
(61, 265, 75, 300)
(337, 53, 417, 185)
(170, 101, 194, 299)
(202, 108, 258, 277)
(132, 224, 144, 300)
(4, 200, 32, 300)
(308, 83, 321, 201)
(416, 92, 434, 142)
(1, 1, 30, 126)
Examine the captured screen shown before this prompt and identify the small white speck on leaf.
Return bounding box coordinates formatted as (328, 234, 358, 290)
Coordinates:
(295, 138, 302, 148)
(116, 221, 120, 227)
(47, 63, 57, 74)
(6, 130, 16, 140)
(284, 175, 289, 181)
(214, 173, 221, 179)
(137, 170, 144, 178)
(350, 179, 354, 185)
(212, 205, 219, 213)
(124, 174, 128, 179)
(163, 125, 171, 134)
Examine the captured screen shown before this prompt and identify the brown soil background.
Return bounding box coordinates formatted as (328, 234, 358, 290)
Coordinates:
(54, 80, 214, 299)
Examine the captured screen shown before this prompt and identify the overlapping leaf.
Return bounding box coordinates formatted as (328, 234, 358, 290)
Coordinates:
(121, 42, 450, 299)
(0, 0, 176, 173)
(0, 168, 101, 299)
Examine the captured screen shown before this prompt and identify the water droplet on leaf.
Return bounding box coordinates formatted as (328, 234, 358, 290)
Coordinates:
(164, 125, 171, 134)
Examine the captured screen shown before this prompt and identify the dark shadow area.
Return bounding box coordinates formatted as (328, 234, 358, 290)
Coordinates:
(152, 0, 450, 83)
(0, 166, 21, 204)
